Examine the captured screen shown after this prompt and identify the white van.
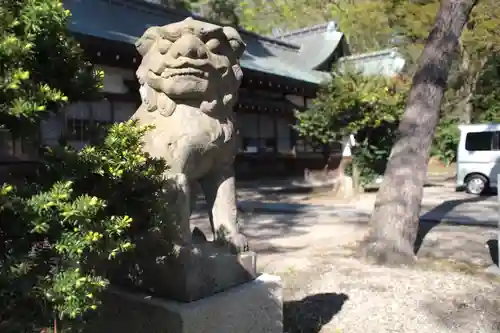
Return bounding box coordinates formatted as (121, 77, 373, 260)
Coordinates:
(456, 123, 500, 194)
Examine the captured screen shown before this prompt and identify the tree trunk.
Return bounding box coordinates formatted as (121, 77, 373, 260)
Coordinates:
(360, 0, 478, 265)
(458, 48, 473, 123)
(457, 51, 489, 124)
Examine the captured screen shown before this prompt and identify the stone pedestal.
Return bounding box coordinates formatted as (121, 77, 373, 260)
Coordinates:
(86, 274, 283, 333)
(108, 244, 257, 302)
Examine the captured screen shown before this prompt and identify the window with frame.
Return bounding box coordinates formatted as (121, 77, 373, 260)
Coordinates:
(65, 100, 117, 145)
(276, 117, 292, 153)
(236, 113, 291, 154)
(257, 114, 276, 152)
(65, 102, 92, 142)
(66, 118, 92, 141)
(0, 129, 38, 160)
(295, 137, 324, 153)
(465, 131, 499, 151)
(90, 100, 114, 142)
(113, 101, 137, 122)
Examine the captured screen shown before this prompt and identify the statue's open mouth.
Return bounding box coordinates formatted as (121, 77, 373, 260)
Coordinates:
(162, 68, 208, 79)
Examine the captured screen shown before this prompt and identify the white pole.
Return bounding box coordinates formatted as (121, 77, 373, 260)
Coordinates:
(497, 174, 500, 267)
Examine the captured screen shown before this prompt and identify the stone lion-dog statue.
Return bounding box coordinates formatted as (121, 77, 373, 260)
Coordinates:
(131, 17, 248, 253)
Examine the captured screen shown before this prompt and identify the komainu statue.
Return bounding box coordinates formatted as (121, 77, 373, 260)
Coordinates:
(132, 17, 248, 254)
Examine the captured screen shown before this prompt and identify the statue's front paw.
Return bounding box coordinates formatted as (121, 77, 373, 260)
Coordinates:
(227, 233, 249, 254)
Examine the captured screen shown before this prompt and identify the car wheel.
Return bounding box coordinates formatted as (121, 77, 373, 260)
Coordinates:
(465, 174, 488, 195)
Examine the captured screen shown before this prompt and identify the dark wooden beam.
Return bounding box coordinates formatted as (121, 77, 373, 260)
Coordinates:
(74, 33, 139, 70)
(242, 69, 318, 97)
(74, 34, 319, 96)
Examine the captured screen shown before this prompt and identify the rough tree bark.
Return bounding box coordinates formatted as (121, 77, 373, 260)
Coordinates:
(456, 49, 489, 124)
(360, 0, 478, 265)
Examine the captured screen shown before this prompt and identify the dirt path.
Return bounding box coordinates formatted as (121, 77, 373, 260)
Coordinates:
(269, 218, 500, 333)
(271, 218, 500, 333)
(286, 256, 500, 333)
(193, 189, 500, 333)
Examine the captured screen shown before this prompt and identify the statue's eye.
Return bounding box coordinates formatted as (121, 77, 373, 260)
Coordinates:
(206, 38, 222, 53)
(158, 39, 172, 54)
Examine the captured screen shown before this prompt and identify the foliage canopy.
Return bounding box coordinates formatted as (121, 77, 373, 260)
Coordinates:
(294, 72, 409, 184)
(295, 72, 408, 145)
(0, 0, 102, 135)
(1, 121, 173, 332)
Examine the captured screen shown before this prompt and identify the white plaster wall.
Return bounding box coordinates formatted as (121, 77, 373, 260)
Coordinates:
(338, 51, 406, 77)
(95, 65, 135, 94)
(305, 98, 314, 108)
(285, 95, 305, 107)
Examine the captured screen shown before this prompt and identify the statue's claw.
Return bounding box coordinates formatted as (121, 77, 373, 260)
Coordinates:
(227, 233, 249, 254)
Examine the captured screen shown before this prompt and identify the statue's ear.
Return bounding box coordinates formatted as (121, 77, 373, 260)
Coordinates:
(229, 40, 245, 59)
(135, 27, 159, 56)
(223, 27, 246, 59)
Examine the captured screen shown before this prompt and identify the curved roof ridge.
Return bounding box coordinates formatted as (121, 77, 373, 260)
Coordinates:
(338, 48, 401, 61)
(117, 0, 301, 50)
(271, 22, 333, 39)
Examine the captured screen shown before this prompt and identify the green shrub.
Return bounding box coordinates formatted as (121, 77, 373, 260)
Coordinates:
(0, 2, 168, 331)
(431, 116, 460, 165)
(0, 120, 174, 332)
(295, 72, 408, 187)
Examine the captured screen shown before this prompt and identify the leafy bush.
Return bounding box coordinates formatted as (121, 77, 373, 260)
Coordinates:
(0, 0, 102, 134)
(0, 121, 173, 332)
(295, 72, 408, 185)
(0, 1, 171, 331)
(431, 116, 460, 165)
(430, 57, 500, 166)
(471, 57, 500, 124)
(346, 124, 398, 186)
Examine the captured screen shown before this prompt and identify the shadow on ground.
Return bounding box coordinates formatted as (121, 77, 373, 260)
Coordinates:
(410, 195, 499, 267)
(415, 195, 490, 252)
(486, 239, 499, 266)
(194, 189, 497, 266)
(191, 208, 313, 257)
(284, 293, 349, 333)
(415, 224, 496, 267)
(363, 181, 448, 193)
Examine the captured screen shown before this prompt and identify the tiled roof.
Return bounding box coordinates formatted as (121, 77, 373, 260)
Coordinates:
(271, 22, 348, 71)
(272, 22, 406, 78)
(65, 0, 405, 85)
(64, 0, 331, 84)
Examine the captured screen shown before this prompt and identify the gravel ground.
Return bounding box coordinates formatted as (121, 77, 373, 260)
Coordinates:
(195, 188, 500, 333)
(285, 257, 500, 333)
(281, 227, 500, 333)
(276, 220, 500, 333)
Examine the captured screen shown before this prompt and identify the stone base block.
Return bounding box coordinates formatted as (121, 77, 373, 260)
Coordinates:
(485, 264, 500, 276)
(86, 274, 283, 333)
(108, 244, 257, 302)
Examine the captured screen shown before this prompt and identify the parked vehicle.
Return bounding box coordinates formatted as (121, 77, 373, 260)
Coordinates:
(456, 123, 500, 195)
